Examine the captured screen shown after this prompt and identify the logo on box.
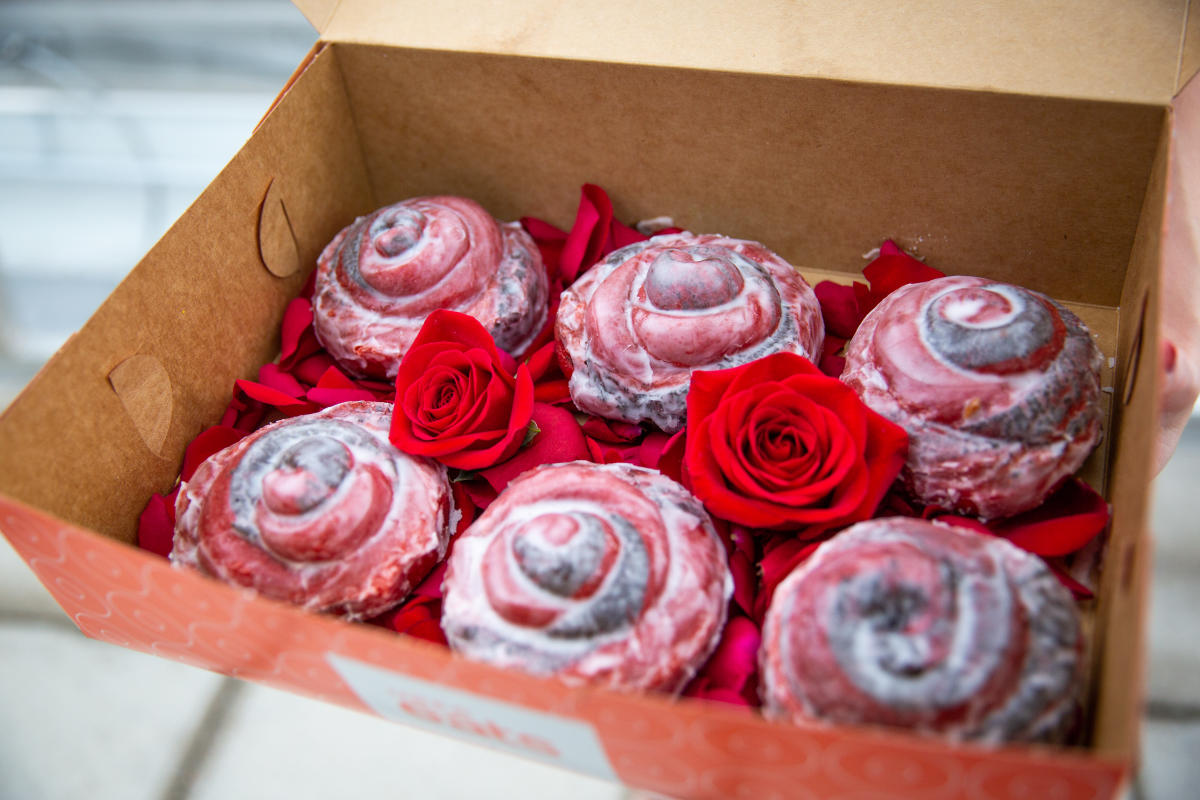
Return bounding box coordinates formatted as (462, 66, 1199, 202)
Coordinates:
(326, 653, 616, 779)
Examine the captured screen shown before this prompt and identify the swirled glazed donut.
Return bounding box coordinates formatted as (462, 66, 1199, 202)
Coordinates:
(312, 196, 548, 378)
(841, 276, 1102, 519)
(172, 402, 453, 621)
(441, 461, 732, 692)
(555, 233, 824, 432)
(760, 517, 1082, 743)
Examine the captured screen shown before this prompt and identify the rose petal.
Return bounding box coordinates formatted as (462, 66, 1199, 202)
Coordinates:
(581, 416, 645, 444)
(258, 362, 307, 398)
(863, 250, 945, 304)
(757, 536, 823, 620)
(693, 615, 761, 691)
(181, 425, 247, 482)
(814, 281, 862, 339)
(559, 184, 607, 284)
(1047, 559, 1096, 599)
(292, 352, 337, 385)
(480, 402, 590, 493)
(992, 479, 1109, 556)
(279, 298, 315, 365)
(137, 490, 177, 558)
(657, 429, 687, 484)
(235, 379, 318, 416)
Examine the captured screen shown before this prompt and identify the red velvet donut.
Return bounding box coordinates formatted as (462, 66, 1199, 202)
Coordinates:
(441, 461, 731, 693)
(760, 517, 1082, 743)
(313, 196, 548, 378)
(841, 275, 1102, 519)
(555, 232, 824, 432)
(172, 402, 453, 620)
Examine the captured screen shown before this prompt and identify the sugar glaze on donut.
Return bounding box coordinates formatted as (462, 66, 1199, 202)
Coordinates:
(556, 233, 823, 432)
(172, 402, 453, 620)
(760, 517, 1083, 743)
(842, 276, 1102, 518)
(441, 461, 732, 693)
(313, 196, 548, 378)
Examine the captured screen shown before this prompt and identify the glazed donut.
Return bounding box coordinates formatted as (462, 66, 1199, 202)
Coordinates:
(312, 196, 548, 378)
(555, 232, 824, 432)
(172, 402, 453, 621)
(841, 275, 1102, 519)
(441, 461, 731, 693)
(760, 517, 1082, 743)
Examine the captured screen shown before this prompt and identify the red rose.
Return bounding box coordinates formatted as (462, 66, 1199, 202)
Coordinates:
(684, 352, 907, 534)
(390, 310, 534, 470)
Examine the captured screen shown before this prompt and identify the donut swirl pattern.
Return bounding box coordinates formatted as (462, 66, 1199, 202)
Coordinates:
(760, 517, 1082, 743)
(313, 196, 548, 378)
(172, 402, 453, 621)
(441, 461, 732, 692)
(841, 276, 1102, 519)
(555, 233, 824, 432)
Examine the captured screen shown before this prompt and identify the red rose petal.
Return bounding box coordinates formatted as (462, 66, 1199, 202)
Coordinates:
(306, 365, 376, 406)
(257, 363, 307, 397)
(863, 250, 945, 302)
(235, 379, 318, 416)
(279, 298, 315, 364)
(1047, 560, 1096, 599)
(480, 402, 589, 493)
(559, 184, 649, 285)
(756, 536, 823, 621)
(521, 216, 567, 286)
(560, 184, 607, 284)
(292, 352, 337, 385)
(581, 416, 645, 444)
(685, 615, 761, 698)
(137, 490, 177, 558)
(657, 429, 687, 484)
(635, 431, 672, 471)
(460, 479, 499, 511)
(814, 281, 862, 340)
(525, 341, 560, 383)
(181, 425, 247, 482)
(992, 479, 1109, 556)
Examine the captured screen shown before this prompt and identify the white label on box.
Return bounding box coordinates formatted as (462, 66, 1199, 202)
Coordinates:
(326, 653, 617, 780)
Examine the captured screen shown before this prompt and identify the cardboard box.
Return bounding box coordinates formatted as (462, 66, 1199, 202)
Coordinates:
(2, 1, 1196, 796)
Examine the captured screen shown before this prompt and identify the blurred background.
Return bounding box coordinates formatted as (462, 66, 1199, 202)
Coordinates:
(0, 1, 1197, 798)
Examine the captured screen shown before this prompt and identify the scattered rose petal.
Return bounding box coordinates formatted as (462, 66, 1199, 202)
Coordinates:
(137, 489, 178, 558)
(257, 362, 307, 397)
(181, 425, 247, 482)
(480, 403, 590, 494)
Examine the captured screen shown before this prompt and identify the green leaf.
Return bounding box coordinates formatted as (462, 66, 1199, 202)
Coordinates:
(523, 419, 541, 447)
(449, 468, 479, 483)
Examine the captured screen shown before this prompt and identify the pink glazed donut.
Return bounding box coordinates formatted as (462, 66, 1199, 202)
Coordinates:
(555, 232, 824, 432)
(841, 275, 1102, 519)
(172, 402, 453, 621)
(760, 517, 1083, 743)
(313, 196, 548, 378)
(441, 461, 732, 693)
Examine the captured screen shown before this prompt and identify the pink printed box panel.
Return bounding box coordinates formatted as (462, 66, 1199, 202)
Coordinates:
(1, 494, 1128, 800)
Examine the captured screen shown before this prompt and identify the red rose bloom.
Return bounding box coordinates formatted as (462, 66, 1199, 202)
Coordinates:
(390, 310, 534, 470)
(684, 352, 907, 534)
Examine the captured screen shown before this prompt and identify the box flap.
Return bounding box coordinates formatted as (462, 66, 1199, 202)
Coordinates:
(293, 0, 340, 32)
(298, 0, 1189, 104)
(1178, 0, 1200, 92)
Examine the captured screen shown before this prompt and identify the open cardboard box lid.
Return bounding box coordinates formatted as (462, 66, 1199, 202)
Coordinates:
(2, 2, 1199, 798)
(296, 0, 1200, 104)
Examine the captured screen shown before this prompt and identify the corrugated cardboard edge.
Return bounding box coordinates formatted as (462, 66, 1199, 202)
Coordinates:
(257, 40, 328, 130)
